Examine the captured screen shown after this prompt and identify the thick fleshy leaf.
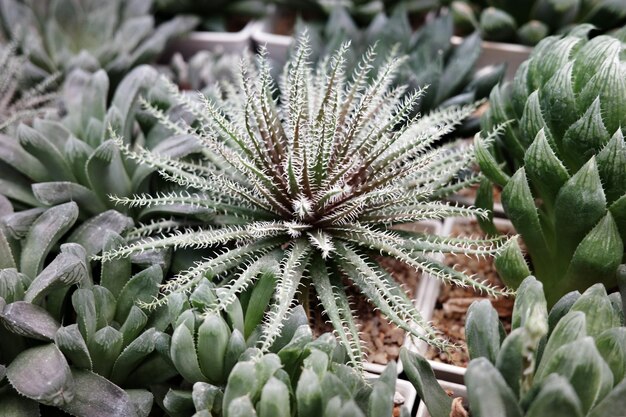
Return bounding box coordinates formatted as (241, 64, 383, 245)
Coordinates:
(0, 390, 39, 416)
(110, 328, 158, 386)
(171, 323, 207, 383)
(0, 269, 25, 303)
(525, 374, 583, 417)
(562, 98, 610, 170)
(587, 378, 626, 417)
(570, 284, 621, 338)
(100, 231, 131, 298)
(596, 129, 626, 205)
(512, 276, 547, 330)
(540, 61, 577, 140)
(258, 376, 290, 417)
(536, 311, 587, 377)
(495, 327, 526, 398)
(19, 202, 78, 278)
(0, 301, 60, 340)
(115, 265, 162, 323)
(67, 210, 133, 256)
(223, 361, 260, 417)
(32, 182, 106, 215)
(89, 326, 124, 378)
(494, 237, 531, 289)
(17, 124, 76, 182)
(197, 313, 231, 384)
(24, 251, 87, 305)
(7, 344, 74, 407)
(595, 328, 626, 382)
(85, 140, 132, 204)
(59, 368, 139, 417)
(55, 324, 93, 370)
(465, 358, 523, 417)
(466, 299, 501, 362)
(520, 91, 553, 150)
(73, 288, 98, 342)
(400, 348, 452, 417)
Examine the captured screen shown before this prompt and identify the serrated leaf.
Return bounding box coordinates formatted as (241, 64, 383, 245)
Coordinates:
(115, 265, 162, 324)
(1, 301, 60, 340)
(24, 251, 87, 305)
(562, 97, 610, 170)
(55, 324, 93, 370)
(89, 326, 124, 378)
(7, 344, 74, 407)
(495, 237, 531, 289)
(596, 129, 626, 205)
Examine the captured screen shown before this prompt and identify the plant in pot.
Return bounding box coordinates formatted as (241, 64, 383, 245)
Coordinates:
(449, 0, 626, 45)
(0, 0, 198, 87)
(295, 7, 504, 134)
(96, 37, 513, 370)
(403, 272, 626, 417)
(154, 0, 266, 32)
(476, 27, 626, 305)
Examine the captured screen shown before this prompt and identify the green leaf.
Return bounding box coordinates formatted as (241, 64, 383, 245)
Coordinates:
(0, 301, 60, 341)
(587, 378, 626, 417)
(19, 202, 78, 279)
(494, 328, 525, 398)
(536, 311, 587, 377)
(67, 210, 134, 256)
(480, 8, 517, 42)
(7, 344, 74, 407)
(258, 377, 290, 417)
(595, 328, 626, 382)
(244, 271, 276, 339)
(197, 313, 231, 384)
(596, 129, 626, 206)
(563, 213, 622, 293)
(110, 328, 158, 386)
(85, 140, 132, 204)
(368, 362, 396, 417)
(24, 251, 87, 305)
(223, 361, 260, 417)
(525, 374, 583, 417)
(540, 61, 577, 140)
(17, 124, 76, 182)
(73, 288, 98, 342)
(89, 326, 124, 378)
(226, 396, 258, 417)
(171, 323, 207, 383)
(570, 284, 621, 338)
(400, 348, 452, 417)
(520, 91, 553, 151)
(32, 182, 106, 216)
(475, 134, 510, 187)
(115, 265, 162, 324)
(296, 368, 322, 417)
(59, 368, 139, 417)
(100, 231, 131, 298)
(547, 290, 580, 335)
(562, 98, 610, 170)
(512, 276, 547, 331)
(553, 158, 607, 268)
(495, 238, 531, 289)
(55, 324, 93, 370)
(466, 299, 501, 362)
(120, 306, 148, 349)
(0, 390, 39, 417)
(465, 357, 523, 417)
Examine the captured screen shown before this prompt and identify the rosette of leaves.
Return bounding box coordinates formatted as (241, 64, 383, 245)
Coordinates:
(0, 207, 156, 415)
(0, 0, 198, 86)
(0, 65, 206, 258)
(403, 274, 626, 417)
(298, 8, 504, 127)
(167, 50, 244, 94)
(165, 325, 410, 417)
(154, 0, 266, 32)
(476, 29, 626, 304)
(96, 37, 513, 368)
(0, 43, 58, 134)
(450, 0, 626, 45)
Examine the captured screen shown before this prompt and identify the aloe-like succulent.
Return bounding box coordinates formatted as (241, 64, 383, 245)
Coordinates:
(0, 0, 197, 85)
(0, 43, 58, 133)
(96, 37, 512, 368)
(0, 205, 159, 416)
(297, 8, 504, 125)
(476, 28, 626, 304)
(450, 0, 626, 45)
(0, 65, 207, 259)
(403, 274, 626, 417)
(165, 327, 410, 417)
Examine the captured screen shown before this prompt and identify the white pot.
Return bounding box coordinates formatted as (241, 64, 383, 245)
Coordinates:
(363, 219, 443, 375)
(250, 17, 292, 65)
(405, 216, 515, 384)
(451, 36, 532, 81)
(414, 380, 467, 417)
(162, 21, 257, 61)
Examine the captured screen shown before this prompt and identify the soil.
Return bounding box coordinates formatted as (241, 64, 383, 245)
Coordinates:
(425, 219, 516, 367)
(310, 256, 421, 366)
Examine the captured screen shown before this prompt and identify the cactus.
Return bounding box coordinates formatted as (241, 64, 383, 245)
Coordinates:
(402, 275, 626, 417)
(476, 28, 626, 304)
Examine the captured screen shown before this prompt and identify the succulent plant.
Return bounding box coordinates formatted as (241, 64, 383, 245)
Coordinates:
(450, 0, 626, 45)
(402, 274, 626, 417)
(166, 50, 244, 94)
(155, 0, 266, 32)
(0, 0, 198, 85)
(165, 326, 411, 417)
(0, 65, 208, 260)
(96, 37, 513, 368)
(476, 28, 626, 304)
(297, 8, 504, 130)
(0, 205, 162, 416)
(0, 43, 59, 134)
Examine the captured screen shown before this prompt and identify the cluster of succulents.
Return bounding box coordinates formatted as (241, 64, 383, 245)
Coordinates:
(0, 0, 197, 86)
(295, 7, 504, 132)
(403, 274, 626, 416)
(476, 28, 626, 304)
(450, 0, 626, 45)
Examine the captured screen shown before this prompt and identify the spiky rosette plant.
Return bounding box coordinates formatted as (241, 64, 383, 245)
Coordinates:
(97, 37, 513, 368)
(0, 43, 58, 133)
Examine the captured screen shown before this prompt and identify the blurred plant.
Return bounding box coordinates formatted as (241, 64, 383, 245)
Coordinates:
(476, 28, 626, 304)
(403, 274, 626, 417)
(449, 0, 626, 45)
(155, 0, 266, 32)
(0, 43, 58, 133)
(298, 8, 504, 130)
(0, 65, 207, 259)
(0, 0, 197, 86)
(166, 50, 244, 94)
(96, 37, 513, 368)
